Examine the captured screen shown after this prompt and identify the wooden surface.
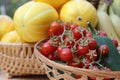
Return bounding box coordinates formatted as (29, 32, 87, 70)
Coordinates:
(0, 71, 49, 80)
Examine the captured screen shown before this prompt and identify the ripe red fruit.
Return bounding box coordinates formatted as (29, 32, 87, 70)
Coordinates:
(70, 23, 78, 30)
(62, 22, 70, 30)
(112, 39, 118, 47)
(98, 45, 109, 56)
(58, 48, 73, 62)
(98, 31, 107, 36)
(47, 53, 60, 60)
(57, 46, 62, 56)
(88, 38, 97, 50)
(72, 27, 82, 40)
(64, 37, 74, 48)
(81, 28, 87, 36)
(48, 21, 63, 36)
(86, 32, 92, 38)
(40, 40, 57, 56)
(77, 44, 89, 56)
(68, 61, 84, 68)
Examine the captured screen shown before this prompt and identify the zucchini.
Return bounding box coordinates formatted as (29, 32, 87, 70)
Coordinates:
(87, 21, 120, 71)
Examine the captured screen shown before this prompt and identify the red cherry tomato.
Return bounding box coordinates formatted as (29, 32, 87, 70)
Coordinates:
(62, 22, 70, 30)
(77, 44, 89, 56)
(68, 61, 84, 68)
(58, 48, 73, 62)
(86, 32, 93, 38)
(40, 40, 57, 56)
(48, 21, 63, 36)
(98, 31, 107, 36)
(57, 46, 62, 56)
(81, 28, 87, 36)
(112, 39, 118, 47)
(64, 37, 74, 48)
(72, 27, 82, 40)
(88, 38, 97, 50)
(98, 45, 109, 56)
(70, 23, 78, 30)
(47, 52, 60, 60)
(86, 58, 93, 64)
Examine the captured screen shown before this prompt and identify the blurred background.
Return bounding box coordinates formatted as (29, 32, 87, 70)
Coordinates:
(0, 0, 30, 18)
(0, 0, 101, 18)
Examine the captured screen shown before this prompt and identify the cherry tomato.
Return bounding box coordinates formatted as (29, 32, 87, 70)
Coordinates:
(98, 31, 107, 36)
(112, 39, 118, 47)
(77, 44, 89, 56)
(86, 32, 92, 38)
(68, 61, 84, 68)
(48, 21, 63, 36)
(68, 56, 84, 68)
(72, 27, 82, 40)
(64, 37, 74, 48)
(81, 28, 87, 36)
(40, 40, 57, 56)
(70, 23, 78, 30)
(57, 46, 62, 56)
(62, 22, 70, 30)
(47, 52, 60, 60)
(88, 38, 97, 50)
(86, 58, 93, 64)
(98, 45, 109, 56)
(58, 48, 73, 62)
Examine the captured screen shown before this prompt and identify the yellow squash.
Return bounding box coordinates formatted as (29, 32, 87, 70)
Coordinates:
(34, 0, 69, 10)
(60, 0, 98, 27)
(14, 1, 59, 42)
(0, 15, 14, 39)
(1, 30, 24, 43)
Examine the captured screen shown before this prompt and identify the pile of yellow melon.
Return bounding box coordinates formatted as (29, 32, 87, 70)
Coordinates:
(0, 0, 98, 43)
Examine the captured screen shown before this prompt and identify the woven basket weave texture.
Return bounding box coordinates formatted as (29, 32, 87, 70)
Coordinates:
(0, 42, 45, 78)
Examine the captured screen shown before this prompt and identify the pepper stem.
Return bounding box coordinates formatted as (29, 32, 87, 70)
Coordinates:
(87, 21, 96, 36)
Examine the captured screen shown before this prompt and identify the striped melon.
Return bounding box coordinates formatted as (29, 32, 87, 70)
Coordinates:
(60, 0, 98, 28)
(0, 15, 14, 39)
(34, 0, 69, 10)
(14, 1, 58, 42)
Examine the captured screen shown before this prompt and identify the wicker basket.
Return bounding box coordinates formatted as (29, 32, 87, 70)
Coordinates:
(0, 42, 45, 78)
(34, 40, 120, 80)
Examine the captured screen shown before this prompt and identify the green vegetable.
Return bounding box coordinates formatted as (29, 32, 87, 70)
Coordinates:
(87, 21, 120, 71)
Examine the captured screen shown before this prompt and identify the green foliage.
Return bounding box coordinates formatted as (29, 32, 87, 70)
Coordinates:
(0, 0, 30, 18)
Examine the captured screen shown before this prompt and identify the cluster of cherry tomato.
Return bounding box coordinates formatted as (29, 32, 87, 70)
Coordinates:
(39, 21, 118, 79)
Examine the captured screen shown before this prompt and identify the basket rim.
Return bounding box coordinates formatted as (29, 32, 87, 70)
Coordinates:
(0, 42, 35, 46)
(34, 39, 120, 78)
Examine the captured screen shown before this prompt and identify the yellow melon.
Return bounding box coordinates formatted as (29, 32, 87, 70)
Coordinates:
(60, 0, 98, 27)
(0, 15, 14, 39)
(1, 30, 24, 43)
(34, 0, 69, 10)
(14, 1, 59, 42)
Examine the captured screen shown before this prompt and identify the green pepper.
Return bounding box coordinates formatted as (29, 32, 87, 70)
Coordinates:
(87, 21, 120, 71)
